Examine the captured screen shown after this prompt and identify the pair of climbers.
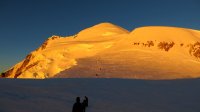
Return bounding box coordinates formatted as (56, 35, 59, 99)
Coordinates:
(72, 96, 88, 112)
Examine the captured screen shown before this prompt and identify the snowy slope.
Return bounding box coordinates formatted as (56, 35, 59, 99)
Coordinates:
(2, 22, 200, 79)
(0, 78, 200, 112)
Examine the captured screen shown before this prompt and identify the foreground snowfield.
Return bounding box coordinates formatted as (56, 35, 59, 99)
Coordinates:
(0, 79, 200, 112)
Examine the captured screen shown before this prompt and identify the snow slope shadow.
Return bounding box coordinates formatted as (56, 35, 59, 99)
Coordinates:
(0, 78, 200, 112)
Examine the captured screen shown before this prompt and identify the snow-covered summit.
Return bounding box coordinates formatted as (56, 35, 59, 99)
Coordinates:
(2, 23, 200, 79)
(76, 22, 129, 41)
(130, 26, 200, 43)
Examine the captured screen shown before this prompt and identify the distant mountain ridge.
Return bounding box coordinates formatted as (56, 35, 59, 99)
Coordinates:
(2, 22, 200, 79)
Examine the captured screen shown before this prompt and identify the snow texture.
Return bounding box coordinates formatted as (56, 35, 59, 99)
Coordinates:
(0, 78, 200, 112)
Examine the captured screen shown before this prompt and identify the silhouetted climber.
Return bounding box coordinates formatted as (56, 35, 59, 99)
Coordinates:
(82, 96, 88, 112)
(72, 97, 83, 112)
(84, 96, 88, 107)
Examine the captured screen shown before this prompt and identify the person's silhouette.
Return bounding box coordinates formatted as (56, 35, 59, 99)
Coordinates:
(72, 97, 83, 112)
(82, 96, 88, 112)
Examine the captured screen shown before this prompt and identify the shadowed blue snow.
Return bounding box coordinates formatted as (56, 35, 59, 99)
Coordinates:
(0, 78, 200, 112)
(1, 0, 200, 71)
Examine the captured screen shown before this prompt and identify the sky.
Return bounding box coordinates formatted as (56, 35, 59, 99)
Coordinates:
(0, 0, 200, 72)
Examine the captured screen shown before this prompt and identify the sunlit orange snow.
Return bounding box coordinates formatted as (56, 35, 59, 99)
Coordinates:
(3, 23, 200, 79)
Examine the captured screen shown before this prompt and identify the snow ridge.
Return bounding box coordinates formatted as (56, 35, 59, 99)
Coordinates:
(2, 23, 200, 79)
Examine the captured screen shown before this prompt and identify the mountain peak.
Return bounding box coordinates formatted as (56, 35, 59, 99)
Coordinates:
(3, 23, 200, 79)
(76, 22, 129, 39)
(92, 22, 124, 28)
(130, 26, 200, 43)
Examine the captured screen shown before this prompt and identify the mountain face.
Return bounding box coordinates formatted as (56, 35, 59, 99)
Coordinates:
(2, 22, 200, 79)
